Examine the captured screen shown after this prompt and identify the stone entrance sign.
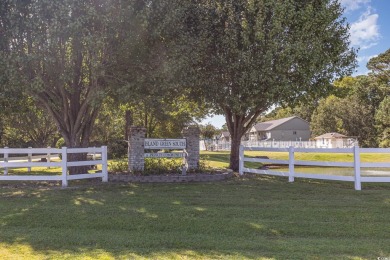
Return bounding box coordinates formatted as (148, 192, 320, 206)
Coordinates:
(128, 126, 200, 172)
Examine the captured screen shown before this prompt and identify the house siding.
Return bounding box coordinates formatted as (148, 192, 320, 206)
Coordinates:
(268, 117, 310, 141)
(270, 129, 310, 141)
(272, 117, 310, 131)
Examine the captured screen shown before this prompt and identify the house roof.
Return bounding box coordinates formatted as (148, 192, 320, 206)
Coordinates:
(314, 132, 348, 139)
(252, 116, 305, 132)
(220, 131, 230, 138)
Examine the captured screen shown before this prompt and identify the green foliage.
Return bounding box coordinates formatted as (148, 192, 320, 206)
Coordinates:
(108, 160, 128, 173)
(107, 1, 209, 138)
(1, 96, 59, 148)
(172, 0, 356, 170)
(177, 0, 356, 111)
(89, 98, 127, 158)
(55, 138, 65, 149)
(199, 123, 219, 140)
(143, 158, 183, 175)
(310, 94, 377, 147)
(107, 140, 128, 159)
(311, 47, 390, 148)
(108, 157, 213, 175)
(367, 48, 390, 82)
(375, 97, 390, 147)
(1, 0, 126, 148)
(121, 96, 208, 139)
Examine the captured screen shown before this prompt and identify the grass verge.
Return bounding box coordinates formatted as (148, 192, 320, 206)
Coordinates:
(0, 176, 389, 259)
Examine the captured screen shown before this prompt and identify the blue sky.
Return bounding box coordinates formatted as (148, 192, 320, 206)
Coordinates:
(342, 0, 389, 75)
(201, 0, 389, 128)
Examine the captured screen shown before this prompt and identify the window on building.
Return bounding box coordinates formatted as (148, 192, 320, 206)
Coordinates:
(293, 131, 297, 135)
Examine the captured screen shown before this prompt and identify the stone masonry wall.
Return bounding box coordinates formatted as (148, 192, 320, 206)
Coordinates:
(128, 127, 146, 172)
(182, 126, 200, 171)
(128, 125, 200, 172)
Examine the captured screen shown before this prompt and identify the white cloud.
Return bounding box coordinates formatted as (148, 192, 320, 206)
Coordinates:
(350, 8, 380, 49)
(357, 54, 377, 63)
(339, 0, 371, 12)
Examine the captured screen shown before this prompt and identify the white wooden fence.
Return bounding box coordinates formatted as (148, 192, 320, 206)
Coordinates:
(0, 146, 108, 187)
(201, 139, 357, 151)
(239, 146, 390, 190)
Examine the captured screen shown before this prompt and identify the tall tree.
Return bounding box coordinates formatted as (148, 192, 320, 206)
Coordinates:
(2, 0, 121, 149)
(2, 96, 60, 147)
(310, 94, 377, 147)
(368, 48, 390, 147)
(176, 0, 356, 170)
(367, 48, 390, 83)
(107, 0, 209, 138)
(200, 123, 219, 150)
(375, 97, 390, 148)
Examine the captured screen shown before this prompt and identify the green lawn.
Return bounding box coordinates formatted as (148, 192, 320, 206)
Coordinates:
(1, 151, 390, 259)
(0, 176, 390, 259)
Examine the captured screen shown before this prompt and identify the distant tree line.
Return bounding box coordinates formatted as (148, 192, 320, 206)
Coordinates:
(263, 49, 390, 148)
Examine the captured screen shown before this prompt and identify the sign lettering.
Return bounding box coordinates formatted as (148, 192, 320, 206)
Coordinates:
(145, 152, 185, 158)
(144, 139, 186, 149)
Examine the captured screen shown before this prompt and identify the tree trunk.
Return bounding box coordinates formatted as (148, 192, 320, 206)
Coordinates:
(224, 107, 263, 172)
(67, 152, 88, 174)
(125, 110, 132, 140)
(61, 124, 94, 175)
(229, 130, 242, 171)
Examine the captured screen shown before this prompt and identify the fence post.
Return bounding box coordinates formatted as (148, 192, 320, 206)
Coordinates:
(4, 147, 8, 175)
(101, 146, 108, 182)
(93, 147, 97, 160)
(353, 146, 361, 190)
(47, 146, 51, 169)
(28, 147, 32, 172)
(61, 147, 68, 187)
(288, 146, 295, 182)
(239, 145, 244, 175)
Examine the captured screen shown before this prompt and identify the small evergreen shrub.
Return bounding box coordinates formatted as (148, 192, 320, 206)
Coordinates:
(108, 160, 128, 173)
(108, 157, 214, 175)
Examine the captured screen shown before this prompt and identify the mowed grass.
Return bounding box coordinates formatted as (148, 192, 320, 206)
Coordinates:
(1, 176, 390, 259)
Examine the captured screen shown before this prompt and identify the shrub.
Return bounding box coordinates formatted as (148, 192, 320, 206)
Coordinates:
(108, 156, 214, 175)
(144, 158, 183, 175)
(56, 138, 65, 148)
(107, 140, 127, 159)
(108, 160, 128, 173)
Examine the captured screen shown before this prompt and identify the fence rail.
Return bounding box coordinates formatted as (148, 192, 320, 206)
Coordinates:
(0, 146, 108, 187)
(201, 139, 358, 151)
(239, 146, 390, 190)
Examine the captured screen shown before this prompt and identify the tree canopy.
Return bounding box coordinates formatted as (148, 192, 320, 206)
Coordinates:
(310, 48, 390, 147)
(1, 0, 126, 148)
(175, 0, 356, 170)
(1, 0, 360, 170)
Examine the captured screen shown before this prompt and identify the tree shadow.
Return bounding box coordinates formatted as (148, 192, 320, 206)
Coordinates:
(0, 179, 389, 259)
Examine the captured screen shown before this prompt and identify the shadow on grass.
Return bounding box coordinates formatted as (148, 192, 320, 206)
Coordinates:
(0, 177, 390, 259)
